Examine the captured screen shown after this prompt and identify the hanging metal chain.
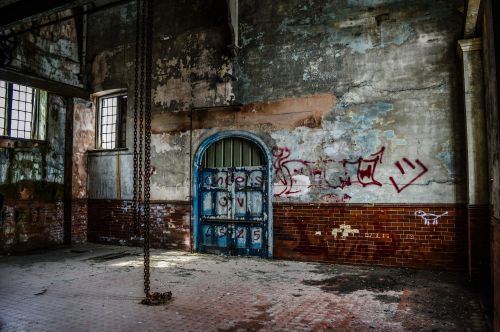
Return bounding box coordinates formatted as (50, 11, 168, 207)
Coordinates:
(142, 0, 151, 298)
(141, 0, 150, 298)
(134, 0, 171, 305)
(132, 0, 142, 236)
(138, 0, 145, 229)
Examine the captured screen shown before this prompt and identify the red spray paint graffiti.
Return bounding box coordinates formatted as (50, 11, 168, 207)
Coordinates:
(272, 146, 385, 197)
(389, 158, 428, 193)
(237, 197, 245, 207)
(273, 146, 428, 197)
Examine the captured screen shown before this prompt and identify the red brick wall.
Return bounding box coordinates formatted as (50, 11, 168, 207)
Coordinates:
(87, 199, 191, 250)
(72, 199, 88, 243)
(273, 203, 467, 270)
(0, 200, 64, 253)
(86, 200, 468, 271)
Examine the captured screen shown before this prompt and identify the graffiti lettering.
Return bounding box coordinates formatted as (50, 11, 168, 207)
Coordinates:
(236, 227, 245, 238)
(389, 158, 428, 193)
(273, 146, 429, 198)
(215, 176, 225, 186)
(235, 176, 246, 186)
(364, 233, 390, 239)
(273, 146, 385, 197)
(253, 229, 261, 241)
(218, 196, 228, 207)
(237, 197, 244, 207)
(342, 147, 385, 187)
(206, 171, 264, 189)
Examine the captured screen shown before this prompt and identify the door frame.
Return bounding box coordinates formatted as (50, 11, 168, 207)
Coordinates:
(193, 131, 273, 257)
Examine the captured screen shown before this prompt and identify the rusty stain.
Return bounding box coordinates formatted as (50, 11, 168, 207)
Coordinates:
(72, 101, 95, 199)
(19, 187, 33, 200)
(152, 94, 336, 134)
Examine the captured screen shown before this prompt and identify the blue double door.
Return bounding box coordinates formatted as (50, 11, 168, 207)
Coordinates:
(198, 166, 268, 257)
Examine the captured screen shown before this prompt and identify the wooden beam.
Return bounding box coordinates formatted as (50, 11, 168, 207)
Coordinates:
(0, 68, 90, 99)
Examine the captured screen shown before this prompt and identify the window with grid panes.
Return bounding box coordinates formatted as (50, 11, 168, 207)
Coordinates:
(97, 94, 127, 149)
(0, 80, 47, 140)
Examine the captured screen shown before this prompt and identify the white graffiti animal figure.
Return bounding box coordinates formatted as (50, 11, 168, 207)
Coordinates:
(414, 210, 448, 225)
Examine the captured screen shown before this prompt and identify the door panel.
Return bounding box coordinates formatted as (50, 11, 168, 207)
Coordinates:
(247, 191, 263, 216)
(198, 166, 267, 257)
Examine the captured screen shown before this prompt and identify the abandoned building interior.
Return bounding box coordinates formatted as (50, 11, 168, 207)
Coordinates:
(0, 0, 499, 330)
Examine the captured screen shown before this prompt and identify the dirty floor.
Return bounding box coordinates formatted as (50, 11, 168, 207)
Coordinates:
(0, 244, 489, 331)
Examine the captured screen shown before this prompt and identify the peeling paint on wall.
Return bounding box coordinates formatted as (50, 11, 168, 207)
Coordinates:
(151, 132, 187, 154)
(72, 100, 95, 199)
(82, 0, 465, 206)
(152, 94, 335, 134)
(10, 10, 81, 86)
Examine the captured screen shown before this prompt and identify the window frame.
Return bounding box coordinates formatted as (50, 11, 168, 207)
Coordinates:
(96, 93, 127, 150)
(0, 80, 47, 141)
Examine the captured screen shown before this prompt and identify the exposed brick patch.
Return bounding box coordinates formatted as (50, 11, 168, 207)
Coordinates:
(0, 200, 64, 253)
(273, 203, 467, 270)
(72, 199, 88, 243)
(87, 199, 191, 250)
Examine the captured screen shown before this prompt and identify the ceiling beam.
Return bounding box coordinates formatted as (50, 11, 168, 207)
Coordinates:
(0, 0, 94, 30)
(0, 67, 90, 99)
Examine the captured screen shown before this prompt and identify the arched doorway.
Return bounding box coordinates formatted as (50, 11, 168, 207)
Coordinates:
(193, 131, 273, 257)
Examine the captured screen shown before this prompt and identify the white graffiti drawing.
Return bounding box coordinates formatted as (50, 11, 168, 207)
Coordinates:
(331, 224, 359, 240)
(414, 210, 448, 225)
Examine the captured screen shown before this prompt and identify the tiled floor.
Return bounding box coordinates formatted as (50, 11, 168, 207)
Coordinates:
(0, 244, 489, 331)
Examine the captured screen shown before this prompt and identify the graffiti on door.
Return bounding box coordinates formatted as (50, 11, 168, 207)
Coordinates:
(198, 166, 268, 257)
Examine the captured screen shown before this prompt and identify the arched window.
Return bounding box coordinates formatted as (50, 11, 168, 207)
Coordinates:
(202, 137, 264, 168)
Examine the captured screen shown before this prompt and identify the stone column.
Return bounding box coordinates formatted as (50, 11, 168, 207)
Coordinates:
(458, 38, 489, 282)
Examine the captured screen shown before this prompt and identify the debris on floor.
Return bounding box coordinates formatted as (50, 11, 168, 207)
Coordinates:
(0, 244, 490, 331)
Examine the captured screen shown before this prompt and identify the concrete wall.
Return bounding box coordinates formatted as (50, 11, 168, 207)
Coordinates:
(81, 0, 469, 269)
(0, 16, 81, 252)
(85, 0, 465, 205)
(0, 95, 68, 252)
(9, 10, 82, 86)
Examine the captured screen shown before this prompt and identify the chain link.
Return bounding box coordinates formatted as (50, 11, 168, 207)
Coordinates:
(132, 0, 141, 236)
(134, 0, 171, 305)
(143, 0, 152, 298)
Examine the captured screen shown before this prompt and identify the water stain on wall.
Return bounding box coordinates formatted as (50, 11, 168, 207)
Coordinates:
(152, 93, 336, 134)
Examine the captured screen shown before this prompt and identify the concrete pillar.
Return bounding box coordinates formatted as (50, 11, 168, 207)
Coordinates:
(458, 38, 490, 282)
